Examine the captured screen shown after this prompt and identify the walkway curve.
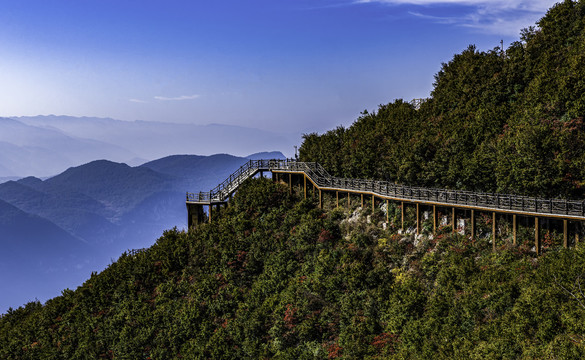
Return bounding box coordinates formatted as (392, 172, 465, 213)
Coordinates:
(186, 159, 585, 220)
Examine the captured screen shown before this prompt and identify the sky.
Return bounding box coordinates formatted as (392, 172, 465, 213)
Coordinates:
(0, 0, 559, 135)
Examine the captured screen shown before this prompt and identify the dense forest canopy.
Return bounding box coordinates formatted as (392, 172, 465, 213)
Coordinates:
(300, 0, 585, 199)
(2, 178, 585, 358)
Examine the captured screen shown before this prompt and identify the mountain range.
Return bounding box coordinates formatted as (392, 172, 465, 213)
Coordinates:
(0, 115, 296, 177)
(0, 151, 285, 312)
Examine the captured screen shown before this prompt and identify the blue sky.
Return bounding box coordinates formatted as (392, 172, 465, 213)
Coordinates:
(0, 0, 558, 134)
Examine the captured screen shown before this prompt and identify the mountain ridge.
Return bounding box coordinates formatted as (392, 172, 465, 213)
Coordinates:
(0, 151, 285, 312)
(4, 115, 295, 177)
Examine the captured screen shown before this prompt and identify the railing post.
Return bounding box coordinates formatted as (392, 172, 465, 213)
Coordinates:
(533, 198, 538, 212)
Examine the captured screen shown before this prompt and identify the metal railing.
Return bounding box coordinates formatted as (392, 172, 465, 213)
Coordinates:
(186, 159, 285, 203)
(187, 160, 585, 218)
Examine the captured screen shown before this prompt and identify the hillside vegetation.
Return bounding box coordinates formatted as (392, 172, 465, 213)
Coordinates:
(301, 0, 585, 199)
(0, 153, 269, 313)
(1, 178, 584, 358)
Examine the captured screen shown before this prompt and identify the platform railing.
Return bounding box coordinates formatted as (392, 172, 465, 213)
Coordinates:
(187, 160, 585, 217)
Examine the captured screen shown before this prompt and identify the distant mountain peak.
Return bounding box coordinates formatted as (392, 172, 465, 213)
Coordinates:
(16, 176, 44, 188)
(246, 151, 286, 160)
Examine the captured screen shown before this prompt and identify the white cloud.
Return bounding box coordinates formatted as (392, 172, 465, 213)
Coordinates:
(154, 94, 200, 101)
(129, 98, 147, 103)
(354, 0, 558, 36)
(356, 0, 554, 12)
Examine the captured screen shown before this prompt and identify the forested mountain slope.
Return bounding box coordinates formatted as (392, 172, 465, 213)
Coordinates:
(1, 178, 584, 358)
(300, 0, 585, 199)
(0, 152, 284, 313)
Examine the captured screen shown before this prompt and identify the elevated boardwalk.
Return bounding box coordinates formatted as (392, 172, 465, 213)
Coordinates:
(187, 159, 585, 254)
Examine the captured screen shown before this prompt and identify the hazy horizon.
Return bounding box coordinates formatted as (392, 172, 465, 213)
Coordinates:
(0, 115, 296, 178)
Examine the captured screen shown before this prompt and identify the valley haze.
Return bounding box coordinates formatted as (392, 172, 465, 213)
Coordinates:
(0, 151, 286, 313)
(0, 115, 297, 178)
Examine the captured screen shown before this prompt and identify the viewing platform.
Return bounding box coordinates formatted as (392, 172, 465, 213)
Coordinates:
(187, 159, 585, 254)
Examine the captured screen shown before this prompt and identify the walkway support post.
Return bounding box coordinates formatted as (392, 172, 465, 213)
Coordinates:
(187, 204, 204, 228)
(492, 212, 496, 251)
(319, 189, 322, 209)
(347, 192, 350, 209)
(401, 202, 405, 232)
(471, 209, 475, 241)
(563, 219, 569, 249)
(372, 194, 375, 213)
(416, 203, 420, 235)
(336, 191, 339, 209)
(433, 205, 437, 234)
(452, 207, 456, 234)
(513, 214, 517, 246)
(386, 199, 389, 223)
(361, 194, 364, 208)
(289, 173, 292, 194)
(304, 175, 307, 199)
(535, 217, 540, 255)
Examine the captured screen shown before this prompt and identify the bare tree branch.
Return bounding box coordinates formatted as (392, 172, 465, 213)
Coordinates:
(553, 273, 585, 311)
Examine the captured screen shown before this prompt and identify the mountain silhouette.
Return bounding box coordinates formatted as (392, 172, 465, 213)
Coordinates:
(0, 151, 285, 312)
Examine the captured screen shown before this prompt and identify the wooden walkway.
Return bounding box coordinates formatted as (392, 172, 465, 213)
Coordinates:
(187, 159, 585, 254)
